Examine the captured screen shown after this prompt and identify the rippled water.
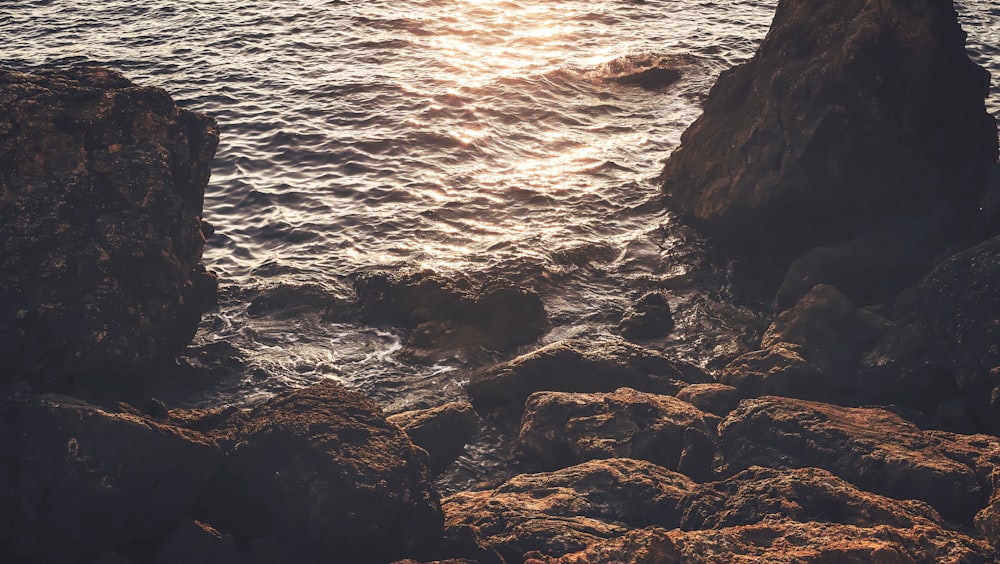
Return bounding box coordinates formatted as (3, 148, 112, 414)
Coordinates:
(3, 0, 998, 419)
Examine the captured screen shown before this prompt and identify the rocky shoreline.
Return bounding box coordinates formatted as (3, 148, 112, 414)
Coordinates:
(3, 0, 1000, 562)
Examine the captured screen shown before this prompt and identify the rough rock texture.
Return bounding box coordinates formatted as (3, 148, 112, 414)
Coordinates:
(467, 337, 709, 428)
(514, 388, 718, 480)
(0, 66, 219, 386)
(674, 383, 741, 417)
(1, 396, 222, 563)
(720, 342, 834, 401)
(202, 381, 443, 563)
(442, 458, 695, 563)
(861, 236, 1000, 429)
(618, 290, 675, 341)
(659, 0, 998, 255)
(388, 401, 480, 475)
(679, 466, 943, 531)
(524, 528, 681, 564)
(354, 269, 547, 350)
(718, 396, 986, 522)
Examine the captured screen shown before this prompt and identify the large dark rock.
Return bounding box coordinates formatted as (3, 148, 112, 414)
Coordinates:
(1, 396, 222, 563)
(388, 401, 481, 475)
(0, 66, 219, 387)
(202, 381, 443, 564)
(717, 396, 987, 522)
(466, 337, 709, 428)
(861, 236, 1000, 429)
(442, 458, 695, 563)
(659, 0, 998, 258)
(513, 388, 718, 480)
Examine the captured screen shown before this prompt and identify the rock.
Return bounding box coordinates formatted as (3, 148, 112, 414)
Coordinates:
(668, 521, 992, 563)
(201, 381, 443, 563)
(152, 520, 243, 564)
(679, 466, 942, 531)
(717, 396, 986, 522)
(619, 290, 675, 341)
(466, 337, 710, 428)
(388, 401, 481, 475)
(353, 269, 547, 350)
(719, 342, 834, 401)
(513, 388, 718, 481)
(442, 458, 695, 562)
(524, 528, 681, 564)
(1, 395, 222, 562)
(861, 236, 1000, 430)
(761, 284, 889, 372)
(674, 383, 741, 417)
(659, 0, 998, 258)
(0, 66, 219, 388)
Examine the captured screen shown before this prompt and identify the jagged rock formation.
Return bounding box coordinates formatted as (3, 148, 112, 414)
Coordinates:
(0, 66, 219, 388)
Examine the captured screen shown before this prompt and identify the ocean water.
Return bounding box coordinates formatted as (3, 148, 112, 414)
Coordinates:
(3, 0, 999, 418)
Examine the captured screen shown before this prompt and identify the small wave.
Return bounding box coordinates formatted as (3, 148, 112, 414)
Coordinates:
(588, 51, 701, 91)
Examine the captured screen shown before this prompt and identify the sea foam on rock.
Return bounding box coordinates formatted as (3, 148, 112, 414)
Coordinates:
(660, 0, 998, 272)
(0, 66, 219, 388)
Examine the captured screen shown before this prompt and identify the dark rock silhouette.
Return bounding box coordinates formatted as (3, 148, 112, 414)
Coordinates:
(0, 66, 219, 388)
(388, 401, 481, 475)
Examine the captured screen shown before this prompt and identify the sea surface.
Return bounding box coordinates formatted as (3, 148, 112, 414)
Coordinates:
(3, 0, 999, 484)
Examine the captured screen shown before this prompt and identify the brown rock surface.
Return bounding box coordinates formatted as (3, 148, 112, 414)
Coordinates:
(674, 383, 741, 417)
(0, 66, 219, 386)
(718, 396, 985, 521)
(720, 342, 832, 401)
(467, 337, 708, 428)
(514, 387, 717, 480)
(388, 401, 480, 475)
(659, 0, 997, 256)
(442, 458, 695, 562)
(202, 381, 443, 563)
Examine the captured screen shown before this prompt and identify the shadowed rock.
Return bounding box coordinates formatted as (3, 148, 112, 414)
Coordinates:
(389, 401, 481, 475)
(0, 66, 219, 388)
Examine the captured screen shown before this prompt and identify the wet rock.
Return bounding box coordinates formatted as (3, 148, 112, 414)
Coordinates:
(679, 466, 942, 531)
(674, 383, 741, 417)
(668, 521, 992, 563)
(388, 401, 481, 475)
(719, 342, 834, 401)
(618, 290, 675, 341)
(152, 520, 243, 564)
(660, 0, 998, 260)
(514, 388, 718, 481)
(1, 395, 222, 563)
(466, 337, 710, 429)
(861, 236, 1000, 430)
(442, 458, 695, 562)
(524, 528, 681, 564)
(718, 396, 986, 522)
(761, 284, 889, 372)
(0, 66, 219, 388)
(202, 381, 443, 563)
(354, 269, 547, 351)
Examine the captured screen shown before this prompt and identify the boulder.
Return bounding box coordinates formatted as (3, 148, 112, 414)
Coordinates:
(659, 0, 998, 258)
(618, 290, 675, 341)
(861, 236, 1000, 430)
(679, 466, 942, 531)
(388, 401, 480, 475)
(513, 388, 718, 480)
(719, 342, 834, 401)
(442, 458, 695, 562)
(524, 528, 681, 564)
(0, 66, 219, 388)
(467, 337, 709, 428)
(674, 383, 741, 417)
(717, 396, 986, 522)
(1, 396, 222, 563)
(201, 381, 443, 563)
(353, 269, 547, 350)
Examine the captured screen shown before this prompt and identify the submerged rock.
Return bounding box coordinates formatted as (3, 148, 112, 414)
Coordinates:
(660, 0, 998, 260)
(0, 66, 220, 388)
(442, 458, 695, 562)
(202, 381, 443, 563)
(718, 396, 986, 522)
(388, 401, 481, 475)
(466, 337, 709, 428)
(514, 387, 717, 480)
(618, 290, 675, 341)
